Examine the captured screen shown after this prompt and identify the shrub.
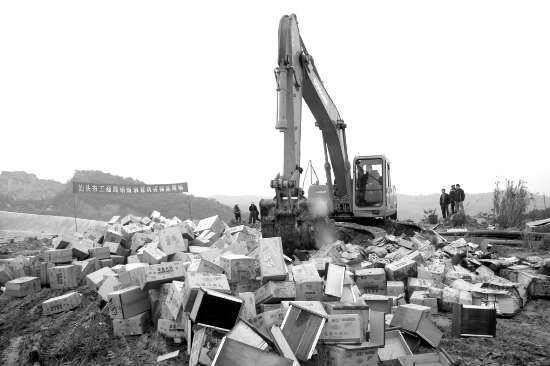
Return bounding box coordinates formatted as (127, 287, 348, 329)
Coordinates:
(493, 180, 532, 229)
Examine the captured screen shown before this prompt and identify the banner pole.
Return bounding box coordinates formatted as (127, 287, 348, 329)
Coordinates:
(73, 193, 78, 233)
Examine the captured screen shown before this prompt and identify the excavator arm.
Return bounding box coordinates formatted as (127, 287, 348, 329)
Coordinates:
(261, 14, 353, 253)
(275, 14, 352, 202)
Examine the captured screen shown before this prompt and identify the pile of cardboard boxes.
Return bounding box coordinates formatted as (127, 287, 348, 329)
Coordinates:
(1, 211, 550, 366)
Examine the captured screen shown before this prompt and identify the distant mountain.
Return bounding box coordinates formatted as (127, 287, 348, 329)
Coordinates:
(0, 170, 233, 222)
(0, 171, 64, 200)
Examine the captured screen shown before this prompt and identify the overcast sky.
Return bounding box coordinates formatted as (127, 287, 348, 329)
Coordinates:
(1, 1, 549, 198)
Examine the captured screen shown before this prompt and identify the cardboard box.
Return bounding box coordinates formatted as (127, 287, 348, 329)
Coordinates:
(377, 330, 413, 365)
(194, 215, 225, 235)
(397, 351, 455, 366)
(410, 291, 438, 314)
(42, 291, 82, 315)
(323, 302, 369, 341)
(157, 318, 186, 339)
(52, 235, 72, 249)
(320, 314, 362, 344)
(226, 319, 270, 351)
(104, 241, 130, 257)
(130, 232, 154, 253)
(190, 288, 243, 331)
(407, 278, 434, 298)
(48, 265, 80, 290)
(73, 257, 99, 280)
(251, 308, 286, 330)
(385, 258, 417, 281)
(355, 268, 387, 293)
(109, 285, 150, 319)
(237, 292, 257, 319)
(220, 254, 256, 283)
(390, 304, 442, 347)
(86, 267, 116, 290)
(281, 303, 328, 361)
(255, 281, 296, 304)
(5, 276, 41, 297)
(111, 255, 126, 266)
(89, 246, 111, 259)
(325, 263, 346, 298)
(71, 239, 94, 260)
(361, 294, 392, 313)
(43, 249, 73, 264)
(292, 262, 324, 300)
(451, 303, 496, 337)
(139, 261, 186, 290)
(211, 337, 293, 366)
(98, 275, 122, 301)
(104, 225, 123, 244)
(99, 258, 114, 268)
(230, 279, 261, 294)
(318, 343, 379, 366)
(187, 258, 224, 275)
(386, 281, 405, 297)
(182, 272, 231, 311)
(113, 311, 151, 337)
(142, 246, 168, 265)
(259, 237, 287, 282)
(158, 226, 189, 255)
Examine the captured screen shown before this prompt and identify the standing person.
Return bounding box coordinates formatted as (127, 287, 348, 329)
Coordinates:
(248, 203, 256, 224)
(449, 185, 457, 214)
(455, 184, 465, 212)
(233, 204, 241, 223)
(439, 188, 451, 220)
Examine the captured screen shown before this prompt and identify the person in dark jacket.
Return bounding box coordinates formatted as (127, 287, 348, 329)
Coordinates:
(455, 184, 465, 212)
(249, 203, 259, 224)
(233, 204, 241, 223)
(440, 188, 451, 219)
(449, 185, 457, 214)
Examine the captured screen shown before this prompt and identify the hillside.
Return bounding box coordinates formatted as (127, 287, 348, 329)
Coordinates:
(0, 170, 233, 222)
(0, 171, 64, 200)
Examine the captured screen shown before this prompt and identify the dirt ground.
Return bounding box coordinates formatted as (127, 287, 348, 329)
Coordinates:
(1, 232, 549, 365)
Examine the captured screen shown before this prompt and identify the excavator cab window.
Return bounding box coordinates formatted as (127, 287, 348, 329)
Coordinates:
(355, 158, 384, 207)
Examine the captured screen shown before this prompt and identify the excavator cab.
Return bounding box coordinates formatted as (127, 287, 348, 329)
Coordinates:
(353, 155, 397, 219)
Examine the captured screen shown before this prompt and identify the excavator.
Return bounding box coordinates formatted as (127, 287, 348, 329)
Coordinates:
(260, 14, 400, 254)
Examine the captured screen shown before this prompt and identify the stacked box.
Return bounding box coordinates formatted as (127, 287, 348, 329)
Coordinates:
(48, 265, 80, 290)
(43, 249, 73, 264)
(89, 246, 111, 259)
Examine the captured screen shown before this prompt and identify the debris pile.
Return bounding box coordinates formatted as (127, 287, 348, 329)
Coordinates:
(1, 211, 549, 365)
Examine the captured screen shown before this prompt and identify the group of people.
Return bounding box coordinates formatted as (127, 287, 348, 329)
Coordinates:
(439, 184, 465, 219)
(233, 203, 259, 224)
